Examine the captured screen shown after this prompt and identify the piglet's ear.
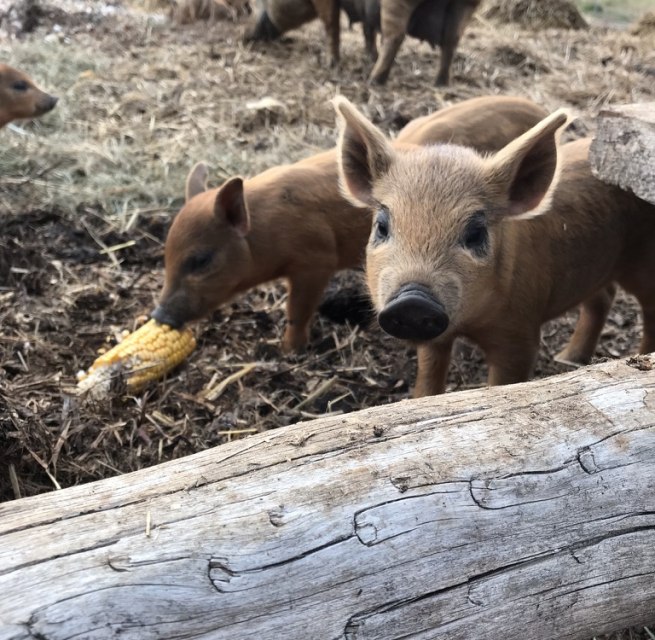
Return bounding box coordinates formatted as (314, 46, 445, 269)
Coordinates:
(333, 96, 395, 208)
(214, 176, 250, 236)
(486, 109, 569, 219)
(185, 162, 210, 202)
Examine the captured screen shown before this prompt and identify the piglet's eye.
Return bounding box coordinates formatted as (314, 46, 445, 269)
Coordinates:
(12, 81, 28, 92)
(373, 206, 390, 243)
(183, 250, 215, 274)
(462, 211, 488, 256)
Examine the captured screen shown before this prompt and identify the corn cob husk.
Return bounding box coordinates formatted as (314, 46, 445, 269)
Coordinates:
(77, 319, 196, 398)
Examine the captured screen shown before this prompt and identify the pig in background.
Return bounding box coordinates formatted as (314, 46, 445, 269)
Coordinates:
(341, 0, 482, 85)
(335, 97, 655, 397)
(244, 0, 480, 85)
(244, 0, 341, 66)
(0, 64, 58, 129)
(152, 96, 547, 353)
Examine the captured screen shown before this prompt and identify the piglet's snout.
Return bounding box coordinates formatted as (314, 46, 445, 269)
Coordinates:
(151, 304, 183, 329)
(37, 94, 58, 115)
(378, 283, 449, 341)
(44, 95, 58, 112)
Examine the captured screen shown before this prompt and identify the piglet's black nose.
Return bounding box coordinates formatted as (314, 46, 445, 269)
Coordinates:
(378, 283, 449, 341)
(38, 95, 58, 113)
(151, 305, 183, 329)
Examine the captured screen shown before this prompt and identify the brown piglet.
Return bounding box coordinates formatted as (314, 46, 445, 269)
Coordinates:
(0, 64, 58, 129)
(334, 96, 655, 396)
(152, 96, 548, 352)
(244, 0, 341, 67)
(342, 0, 482, 86)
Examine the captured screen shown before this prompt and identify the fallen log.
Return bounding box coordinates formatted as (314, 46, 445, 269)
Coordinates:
(1, 355, 654, 639)
(589, 102, 655, 205)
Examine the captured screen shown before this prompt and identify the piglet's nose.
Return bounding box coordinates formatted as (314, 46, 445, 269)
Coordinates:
(39, 95, 58, 113)
(151, 305, 183, 329)
(378, 283, 449, 341)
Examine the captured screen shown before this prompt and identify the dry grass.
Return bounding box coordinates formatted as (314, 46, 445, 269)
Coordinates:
(631, 10, 655, 36)
(1, 0, 653, 221)
(483, 0, 589, 29)
(169, 0, 250, 23)
(1, 0, 654, 488)
(0, 0, 653, 482)
(577, 0, 655, 25)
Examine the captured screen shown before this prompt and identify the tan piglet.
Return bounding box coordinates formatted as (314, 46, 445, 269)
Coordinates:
(334, 96, 655, 396)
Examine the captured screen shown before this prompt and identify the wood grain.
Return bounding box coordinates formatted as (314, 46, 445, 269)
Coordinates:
(590, 102, 655, 205)
(1, 355, 654, 639)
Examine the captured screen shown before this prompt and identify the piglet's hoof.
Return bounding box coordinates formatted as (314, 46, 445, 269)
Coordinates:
(553, 351, 586, 368)
(281, 331, 308, 354)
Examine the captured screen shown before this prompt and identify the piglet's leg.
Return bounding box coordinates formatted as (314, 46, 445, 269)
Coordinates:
(436, 2, 477, 86)
(485, 331, 540, 387)
(619, 254, 655, 356)
(638, 300, 655, 355)
(413, 340, 453, 397)
(364, 21, 378, 60)
(369, 33, 405, 84)
(313, 0, 340, 66)
(555, 284, 616, 366)
(282, 271, 333, 352)
(369, 0, 418, 84)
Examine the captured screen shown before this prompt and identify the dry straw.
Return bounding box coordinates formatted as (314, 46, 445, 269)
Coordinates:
(169, 0, 250, 24)
(482, 0, 589, 30)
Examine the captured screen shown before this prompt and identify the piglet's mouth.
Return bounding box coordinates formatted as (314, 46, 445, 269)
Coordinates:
(378, 283, 449, 341)
(151, 306, 184, 329)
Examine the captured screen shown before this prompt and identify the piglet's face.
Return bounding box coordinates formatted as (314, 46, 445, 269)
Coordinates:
(364, 146, 496, 341)
(334, 96, 567, 344)
(152, 177, 251, 328)
(0, 64, 58, 126)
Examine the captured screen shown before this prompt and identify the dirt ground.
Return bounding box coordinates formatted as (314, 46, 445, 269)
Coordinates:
(1, 0, 654, 496)
(1, 0, 654, 635)
(0, 0, 654, 536)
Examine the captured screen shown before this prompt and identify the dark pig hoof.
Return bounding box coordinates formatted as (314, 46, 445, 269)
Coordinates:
(369, 70, 390, 85)
(378, 284, 449, 341)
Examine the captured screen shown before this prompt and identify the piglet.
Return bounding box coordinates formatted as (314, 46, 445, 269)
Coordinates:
(244, 0, 340, 67)
(334, 96, 655, 396)
(342, 0, 482, 86)
(0, 64, 57, 129)
(152, 96, 548, 352)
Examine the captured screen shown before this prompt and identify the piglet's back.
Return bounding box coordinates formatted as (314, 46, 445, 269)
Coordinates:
(397, 96, 548, 153)
(509, 137, 651, 322)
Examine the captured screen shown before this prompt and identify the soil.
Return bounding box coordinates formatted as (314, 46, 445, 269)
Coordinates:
(0, 0, 653, 512)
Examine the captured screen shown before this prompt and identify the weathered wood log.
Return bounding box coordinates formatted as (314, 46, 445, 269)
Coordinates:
(589, 102, 655, 205)
(1, 355, 654, 639)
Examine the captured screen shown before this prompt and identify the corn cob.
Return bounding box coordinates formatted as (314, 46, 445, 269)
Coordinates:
(77, 319, 196, 398)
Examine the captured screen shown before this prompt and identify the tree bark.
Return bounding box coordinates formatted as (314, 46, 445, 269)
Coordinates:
(589, 102, 655, 205)
(1, 355, 654, 640)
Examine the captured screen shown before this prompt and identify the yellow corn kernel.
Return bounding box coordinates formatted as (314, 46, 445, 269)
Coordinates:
(77, 319, 196, 397)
